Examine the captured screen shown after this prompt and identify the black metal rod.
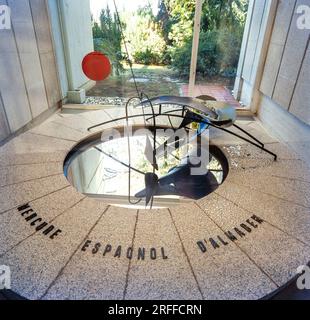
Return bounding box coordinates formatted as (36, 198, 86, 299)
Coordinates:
(125, 98, 144, 205)
(94, 147, 145, 176)
(113, 0, 140, 98)
(87, 113, 277, 161)
(210, 124, 277, 161)
(139, 93, 158, 208)
(146, 109, 185, 122)
(233, 123, 264, 148)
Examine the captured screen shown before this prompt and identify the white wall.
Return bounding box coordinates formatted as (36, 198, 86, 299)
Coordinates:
(234, 0, 270, 108)
(0, 0, 61, 142)
(0, 0, 95, 142)
(235, 0, 310, 162)
(260, 0, 310, 124)
(57, 0, 94, 91)
(236, 0, 310, 126)
(47, 0, 69, 99)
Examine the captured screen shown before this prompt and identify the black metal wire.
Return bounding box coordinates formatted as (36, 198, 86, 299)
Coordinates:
(113, 0, 140, 98)
(146, 109, 185, 122)
(139, 92, 157, 208)
(233, 123, 265, 148)
(88, 113, 278, 161)
(123, 94, 157, 207)
(102, 0, 161, 207)
(125, 97, 142, 205)
(94, 146, 145, 175)
(140, 92, 157, 169)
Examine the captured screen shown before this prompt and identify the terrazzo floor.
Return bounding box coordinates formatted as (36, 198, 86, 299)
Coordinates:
(0, 105, 309, 300)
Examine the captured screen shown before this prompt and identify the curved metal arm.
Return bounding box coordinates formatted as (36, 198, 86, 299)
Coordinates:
(88, 113, 277, 161)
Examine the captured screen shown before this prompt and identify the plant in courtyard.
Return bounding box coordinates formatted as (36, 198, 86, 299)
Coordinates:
(92, 6, 124, 76)
(158, 0, 248, 77)
(91, 0, 249, 78)
(124, 4, 167, 66)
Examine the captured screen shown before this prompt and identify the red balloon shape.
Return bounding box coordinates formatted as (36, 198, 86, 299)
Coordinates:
(82, 52, 111, 81)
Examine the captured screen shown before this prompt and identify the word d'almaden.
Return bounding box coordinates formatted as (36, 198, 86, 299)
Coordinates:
(197, 215, 264, 253)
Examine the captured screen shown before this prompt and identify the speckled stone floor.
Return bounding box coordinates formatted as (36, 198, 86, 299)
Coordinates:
(0, 106, 309, 300)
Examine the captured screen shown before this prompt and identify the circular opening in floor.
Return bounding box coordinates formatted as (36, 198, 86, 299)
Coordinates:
(64, 125, 229, 209)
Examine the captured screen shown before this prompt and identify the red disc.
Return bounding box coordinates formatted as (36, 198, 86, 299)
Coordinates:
(82, 52, 111, 81)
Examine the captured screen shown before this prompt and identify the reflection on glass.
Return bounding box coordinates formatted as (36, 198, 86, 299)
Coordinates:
(66, 129, 228, 209)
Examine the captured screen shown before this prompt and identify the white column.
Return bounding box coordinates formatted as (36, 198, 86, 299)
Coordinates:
(188, 0, 204, 97)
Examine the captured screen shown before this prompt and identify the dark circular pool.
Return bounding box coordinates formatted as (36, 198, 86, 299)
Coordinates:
(64, 125, 229, 209)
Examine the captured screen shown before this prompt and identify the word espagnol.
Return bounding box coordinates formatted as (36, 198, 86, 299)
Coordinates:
(81, 240, 168, 261)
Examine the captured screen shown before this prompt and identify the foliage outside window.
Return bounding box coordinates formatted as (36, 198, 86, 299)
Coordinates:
(92, 0, 248, 79)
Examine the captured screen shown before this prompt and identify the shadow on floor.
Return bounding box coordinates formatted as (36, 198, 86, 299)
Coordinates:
(270, 282, 310, 300)
(1, 285, 309, 300)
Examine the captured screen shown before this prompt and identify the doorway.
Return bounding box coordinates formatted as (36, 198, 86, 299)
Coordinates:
(87, 0, 249, 108)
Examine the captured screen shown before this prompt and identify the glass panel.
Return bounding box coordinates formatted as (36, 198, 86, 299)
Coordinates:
(65, 125, 229, 209)
(88, 0, 185, 106)
(189, 0, 249, 108)
(88, 0, 248, 108)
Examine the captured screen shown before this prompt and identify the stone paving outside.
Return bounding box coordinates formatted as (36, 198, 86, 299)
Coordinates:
(181, 85, 241, 108)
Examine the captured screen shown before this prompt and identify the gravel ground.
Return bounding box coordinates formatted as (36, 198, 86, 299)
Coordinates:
(84, 96, 128, 106)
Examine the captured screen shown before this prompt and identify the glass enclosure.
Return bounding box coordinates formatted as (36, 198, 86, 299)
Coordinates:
(87, 0, 249, 108)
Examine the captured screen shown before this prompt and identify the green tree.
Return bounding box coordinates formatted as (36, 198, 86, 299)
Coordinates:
(201, 0, 248, 34)
(92, 21, 103, 39)
(160, 0, 196, 47)
(92, 6, 124, 76)
(91, 0, 248, 77)
(159, 0, 248, 77)
(159, 0, 248, 41)
(124, 4, 167, 65)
